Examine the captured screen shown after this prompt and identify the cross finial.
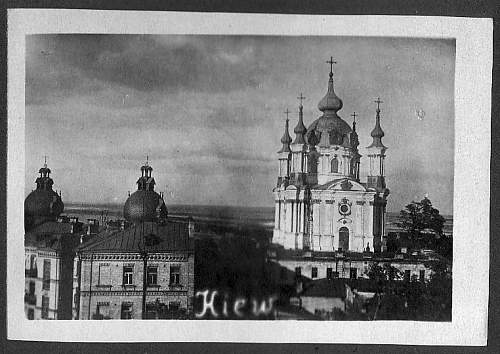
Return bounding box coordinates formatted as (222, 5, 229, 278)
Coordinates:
(145, 155, 149, 166)
(284, 108, 291, 121)
(350, 112, 357, 123)
(374, 97, 383, 111)
(326, 56, 337, 74)
(43, 155, 48, 167)
(297, 93, 306, 106)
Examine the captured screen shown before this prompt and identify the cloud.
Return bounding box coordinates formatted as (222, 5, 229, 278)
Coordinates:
(26, 35, 266, 105)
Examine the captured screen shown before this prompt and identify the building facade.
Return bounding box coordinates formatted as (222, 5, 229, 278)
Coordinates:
(273, 60, 389, 253)
(73, 162, 195, 320)
(24, 161, 85, 320)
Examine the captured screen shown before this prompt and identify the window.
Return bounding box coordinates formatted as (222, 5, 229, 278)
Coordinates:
(42, 259, 51, 290)
(94, 302, 110, 320)
(29, 281, 35, 295)
(120, 303, 133, 319)
(404, 270, 411, 282)
(311, 267, 318, 279)
(27, 309, 34, 320)
(169, 302, 180, 311)
(331, 157, 339, 173)
(147, 266, 158, 286)
(419, 270, 425, 282)
(98, 263, 110, 285)
(123, 266, 133, 285)
(326, 267, 333, 279)
(295, 267, 302, 279)
(30, 254, 37, 270)
(41, 296, 49, 319)
(350, 268, 358, 279)
(169, 266, 180, 285)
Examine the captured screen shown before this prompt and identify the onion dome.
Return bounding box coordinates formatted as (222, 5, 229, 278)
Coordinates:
(367, 98, 387, 149)
(293, 94, 307, 144)
(305, 58, 352, 148)
(25, 160, 64, 227)
(123, 161, 168, 223)
(278, 111, 292, 153)
(317, 71, 343, 113)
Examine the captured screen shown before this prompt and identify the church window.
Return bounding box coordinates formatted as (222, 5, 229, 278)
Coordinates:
(311, 267, 318, 279)
(339, 227, 349, 251)
(42, 259, 51, 290)
(123, 266, 133, 285)
(170, 266, 181, 285)
(331, 157, 339, 173)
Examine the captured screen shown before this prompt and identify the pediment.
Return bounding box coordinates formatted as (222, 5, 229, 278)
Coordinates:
(326, 178, 367, 192)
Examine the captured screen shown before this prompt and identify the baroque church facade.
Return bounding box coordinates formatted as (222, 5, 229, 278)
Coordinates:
(272, 59, 390, 254)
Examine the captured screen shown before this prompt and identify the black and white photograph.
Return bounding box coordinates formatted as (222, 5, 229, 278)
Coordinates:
(7, 10, 491, 345)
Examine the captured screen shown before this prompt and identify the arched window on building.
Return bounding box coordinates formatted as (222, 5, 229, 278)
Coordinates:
(331, 157, 339, 173)
(339, 227, 349, 251)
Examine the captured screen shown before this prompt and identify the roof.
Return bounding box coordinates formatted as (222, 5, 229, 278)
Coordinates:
(300, 279, 346, 299)
(78, 220, 193, 253)
(25, 221, 82, 251)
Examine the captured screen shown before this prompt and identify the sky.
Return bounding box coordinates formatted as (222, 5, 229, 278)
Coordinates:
(25, 35, 455, 214)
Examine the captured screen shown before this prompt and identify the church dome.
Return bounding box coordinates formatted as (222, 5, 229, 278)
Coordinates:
(305, 64, 351, 147)
(25, 189, 64, 218)
(123, 161, 168, 223)
(25, 161, 64, 219)
(123, 190, 167, 222)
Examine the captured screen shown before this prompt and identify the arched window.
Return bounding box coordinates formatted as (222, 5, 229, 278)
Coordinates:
(339, 227, 349, 251)
(331, 157, 339, 173)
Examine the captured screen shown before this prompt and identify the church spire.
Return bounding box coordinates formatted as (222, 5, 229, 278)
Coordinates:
(293, 93, 307, 144)
(368, 98, 387, 149)
(278, 109, 292, 153)
(317, 57, 343, 113)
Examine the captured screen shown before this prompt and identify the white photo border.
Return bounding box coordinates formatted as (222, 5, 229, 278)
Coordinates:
(7, 10, 492, 345)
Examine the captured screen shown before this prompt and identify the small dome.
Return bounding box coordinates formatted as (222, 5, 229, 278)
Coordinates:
(123, 190, 167, 223)
(317, 73, 343, 113)
(25, 189, 64, 218)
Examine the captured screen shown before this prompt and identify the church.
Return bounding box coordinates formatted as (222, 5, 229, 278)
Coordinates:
(273, 58, 390, 254)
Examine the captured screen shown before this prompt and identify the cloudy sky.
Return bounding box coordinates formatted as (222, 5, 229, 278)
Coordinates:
(25, 35, 455, 214)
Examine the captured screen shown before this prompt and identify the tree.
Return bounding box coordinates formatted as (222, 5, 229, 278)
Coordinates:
(398, 197, 446, 250)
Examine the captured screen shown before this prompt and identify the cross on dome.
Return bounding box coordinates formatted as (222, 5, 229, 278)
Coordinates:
(374, 97, 383, 111)
(350, 112, 357, 123)
(297, 93, 306, 107)
(326, 56, 337, 75)
(284, 108, 291, 121)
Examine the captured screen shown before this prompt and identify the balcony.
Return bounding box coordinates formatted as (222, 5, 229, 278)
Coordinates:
(25, 268, 37, 278)
(24, 293, 36, 305)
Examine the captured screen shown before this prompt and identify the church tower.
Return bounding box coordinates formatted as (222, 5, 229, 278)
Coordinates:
(272, 57, 390, 254)
(366, 99, 390, 251)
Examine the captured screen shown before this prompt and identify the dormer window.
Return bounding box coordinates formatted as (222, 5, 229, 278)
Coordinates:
(331, 157, 339, 173)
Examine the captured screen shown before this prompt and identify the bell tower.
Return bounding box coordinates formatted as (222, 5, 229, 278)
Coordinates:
(290, 93, 308, 185)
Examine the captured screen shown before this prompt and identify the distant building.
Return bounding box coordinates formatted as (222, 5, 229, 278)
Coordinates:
(24, 161, 86, 320)
(74, 161, 195, 320)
